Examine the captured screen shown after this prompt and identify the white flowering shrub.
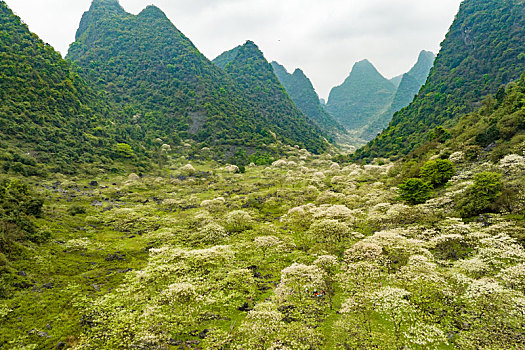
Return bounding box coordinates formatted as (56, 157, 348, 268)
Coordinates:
(311, 204, 355, 223)
(449, 151, 465, 164)
(316, 191, 346, 204)
(160, 282, 197, 305)
(200, 196, 226, 212)
(280, 204, 314, 229)
(127, 173, 140, 182)
(497, 263, 525, 293)
(276, 263, 326, 301)
(192, 223, 228, 244)
(272, 159, 289, 168)
(224, 210, 254, 232)
(403, 324, 446, 348)
(180, 163, 196, 175)
(344, 241, 383, 262)
(237, 302, 284, 349)
(254, 235, 282, 257)
(224, 164, 240, 173)
(499, 153, 525, 175)
(63, 238, 91, 252)
(308, 219, 351, 247)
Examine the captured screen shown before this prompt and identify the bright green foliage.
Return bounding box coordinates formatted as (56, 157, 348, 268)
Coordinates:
(363, 51, 435, 140)
(357, 0, 525, 160)
(0, 178, 44, 243)
(0, 1, 119, 175)
(326, 59, 396, 130)
(420, 159, 455, 186)
(114, 143, 134, 159)
(457, 172, 503, 218)
(0, 178, 45, 297)
(398, 178, 433, 205)
(271, 61, 346, 139)
(0, 154, 524, 349)
(68, 2, 327, 154)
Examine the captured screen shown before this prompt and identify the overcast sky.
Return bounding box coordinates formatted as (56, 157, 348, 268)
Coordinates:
(7, 0, 462, 99)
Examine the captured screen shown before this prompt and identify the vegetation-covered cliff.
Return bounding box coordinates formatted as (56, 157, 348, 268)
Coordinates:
(0, 0, 119, 175)
(212, 41, 328, 153)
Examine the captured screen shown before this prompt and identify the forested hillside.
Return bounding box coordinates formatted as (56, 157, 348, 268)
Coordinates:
(68, 0, 328, 155)
(356, 0, 525, 160)
(0, 1, 120, 175)
(212, 42, 328, 153)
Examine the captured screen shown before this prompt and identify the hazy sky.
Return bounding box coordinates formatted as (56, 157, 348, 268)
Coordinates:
(6, 0, 462, 99)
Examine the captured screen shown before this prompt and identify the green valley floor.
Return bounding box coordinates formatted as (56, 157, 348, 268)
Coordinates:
(1, 146, 525, 349)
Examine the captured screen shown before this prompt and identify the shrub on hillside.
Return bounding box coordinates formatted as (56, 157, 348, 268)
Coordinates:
(420, 159, 455, 186)
(398, 178, 433, 205)
(457, 172, 504, 218)
(224, 210, 253, 233)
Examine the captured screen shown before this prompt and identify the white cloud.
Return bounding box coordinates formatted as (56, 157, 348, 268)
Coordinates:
(5, 0, 462, 98)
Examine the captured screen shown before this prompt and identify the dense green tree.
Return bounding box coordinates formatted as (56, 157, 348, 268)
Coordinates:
(420, 159, 455, 187)
(457, 172, 503, 217)
(398, 178, 433, 205)
(0, 0, 121, 174)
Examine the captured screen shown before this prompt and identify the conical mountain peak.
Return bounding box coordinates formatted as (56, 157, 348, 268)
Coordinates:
(89, 0, 124, 12)
(349, 59, 385, 79)
(138, 5, 169, 20)
(327, 59, 395, 130)
(292, 68, 307, 79)
(418, 50, 435, 61)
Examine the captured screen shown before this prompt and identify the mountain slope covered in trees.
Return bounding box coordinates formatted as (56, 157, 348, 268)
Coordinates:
(0, 0, 120, 175)
(362, 50, 435, 140)
(356, 0, 525, 161)
(326, 59, 397, 131)
(67, 0, 328, 154)
(212, 41, 328, 152)
(271, 61, 346, 138)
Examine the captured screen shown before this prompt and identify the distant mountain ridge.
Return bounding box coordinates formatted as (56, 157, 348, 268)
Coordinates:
(356, 0, 525, 160)
(326, 59, 397, 131)
(270, 61, 346, 138)
(68, 0, 328, 154)
(361, 50, 435, 139)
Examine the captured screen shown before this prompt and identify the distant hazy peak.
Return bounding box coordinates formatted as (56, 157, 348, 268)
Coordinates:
(346, 59, 390, 83)
(292, 68, 307, 78)
(418, 50, 436, 60)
